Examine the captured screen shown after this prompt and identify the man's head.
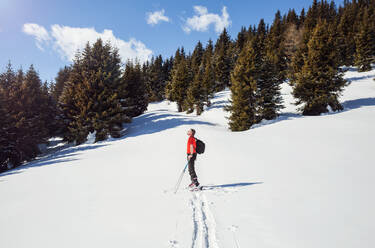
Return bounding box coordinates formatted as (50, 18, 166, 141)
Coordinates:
(187, 128, 196, 137)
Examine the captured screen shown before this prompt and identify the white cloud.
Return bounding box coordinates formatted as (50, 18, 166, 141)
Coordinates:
(22, 23, 51, 50)
(146, 9, 170, 26)
(183, 6, 231, 34)
(22, 23, 152, 63)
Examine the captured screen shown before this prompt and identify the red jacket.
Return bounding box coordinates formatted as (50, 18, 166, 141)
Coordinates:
(187, 136, 196, 154)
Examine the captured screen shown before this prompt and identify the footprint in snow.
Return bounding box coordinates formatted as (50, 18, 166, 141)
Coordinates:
(169, 239, 178, 247)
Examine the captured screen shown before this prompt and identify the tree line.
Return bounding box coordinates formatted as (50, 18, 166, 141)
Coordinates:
(1, 0, 374, 171)
(166, 0, 375, 130)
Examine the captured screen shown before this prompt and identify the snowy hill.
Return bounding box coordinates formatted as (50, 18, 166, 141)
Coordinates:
(1, 68, 374, 248)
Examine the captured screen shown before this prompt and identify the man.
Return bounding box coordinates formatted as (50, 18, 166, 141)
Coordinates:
(187, 128, 199, 188)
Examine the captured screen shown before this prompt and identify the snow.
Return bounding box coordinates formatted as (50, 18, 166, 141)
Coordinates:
(85, 131, 97, 144)
(1, 68, 375, 248)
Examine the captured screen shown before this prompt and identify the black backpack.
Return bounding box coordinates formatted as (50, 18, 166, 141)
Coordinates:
(195, 138, 205, 154)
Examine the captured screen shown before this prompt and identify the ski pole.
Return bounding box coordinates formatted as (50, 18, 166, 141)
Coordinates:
(174, 162, 189, 194)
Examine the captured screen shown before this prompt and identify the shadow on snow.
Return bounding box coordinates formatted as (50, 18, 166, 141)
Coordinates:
(122, 111, 216, 139)
(0, 144, 108, 178)
(204, 100, 228, 111)
(204, 182, 263, 189)
(342, 97, 375, 110)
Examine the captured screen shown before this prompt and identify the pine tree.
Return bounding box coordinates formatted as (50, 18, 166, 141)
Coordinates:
(234, 26, 248, 63)
(268, 11, 288, 82)
(0, 75, 17, 170)
(226, 40, 258, 131)
(60, 39, 125, 143)
(354, 8, 375, 72)
(165, 49, 182, 102)
(201, 40, 216, 107)
(292, 21, 347, 115)
(214, 28, 232, 91)
(169, 54, 189, 112)
(52, 66, 72, 102)
(59, 53, 88, 143)
(0, 63, 58, 169)
(6, 65, 51, 161)
(22, 66, 47, 137)
(283, 23, 303, 66)
(0, 64, 21, 167)
(256, 54, 284, 121)
(253, 12, 287, 121)
(286, 8, 299, 25)
(185, 41, 204, 112)
(299, 8, 306, 28)
(289, 25, 311, 83)
(337, 8, 354, 65)
(82, 40, 124, 141)
(41, 81, 60, 137)
(186, 66, 204, 115)
(162, 57, 173, 91)
(191, 41, 204, 75)
(120, 61, 148, 118)
(148, 55, 165, 101)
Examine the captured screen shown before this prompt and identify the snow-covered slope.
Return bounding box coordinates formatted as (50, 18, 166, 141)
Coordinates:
(1, 68, 374, 248)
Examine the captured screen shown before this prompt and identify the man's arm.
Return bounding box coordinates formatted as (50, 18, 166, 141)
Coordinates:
(188, 138, 194, 160)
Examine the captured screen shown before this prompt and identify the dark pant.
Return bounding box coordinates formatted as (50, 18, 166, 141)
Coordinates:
(187, 153, 198, 184)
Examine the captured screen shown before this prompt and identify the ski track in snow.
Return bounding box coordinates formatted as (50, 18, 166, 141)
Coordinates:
(190, 191, 219, 248)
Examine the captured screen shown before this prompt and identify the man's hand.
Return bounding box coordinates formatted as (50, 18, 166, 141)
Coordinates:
(188, 154, 193, 160)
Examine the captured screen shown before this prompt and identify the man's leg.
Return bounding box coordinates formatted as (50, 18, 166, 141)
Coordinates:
(188, 154, 199, 186)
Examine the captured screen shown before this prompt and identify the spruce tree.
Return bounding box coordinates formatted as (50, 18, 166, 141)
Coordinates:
(0, 65, 18, 167)
(162, 57, 173, 90)
(81, 40, 124, 141)
(299, 8, 306, 28)
(256, 55, 284, 121)
(9, 65, 50, 160)
(59, 53, 88, 143)
(337, 8, 355, 66)
(0, 74, 17, 170)
(52, 66, 72, 102)
(283, 23, 303, 66)
(291, 0, 324, 75)
(249, 19, 283, 121)
(148, 55, 165, 101)
(214, 28, 232, 91)
(268, 11, 287, 82)
(60, 39, 125, 143)
(191, 41, 204, 74)
(292, 21, 347, 115)
(226, 40, 258, 131)
(185, 41, 204, 112)
(41, 81, 60, 137)
(169, 55, 189, 112)
(234, 27, 248, 61)
(186, 66, 204, 115)
(0, 63, 58, 168)
(289, 25, 311, 83)
(354, 9, 375, 72)
(21, 66, 49, 139)
(254, 13, 286, 121)
(165, 49, 181, 101)
(120, 61, 148, 118)
(202, 40, 216, 107)
(286, 8, 299, 25)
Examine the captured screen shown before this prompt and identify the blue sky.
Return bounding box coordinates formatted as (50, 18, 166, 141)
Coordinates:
(0, 0, 344, 82)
